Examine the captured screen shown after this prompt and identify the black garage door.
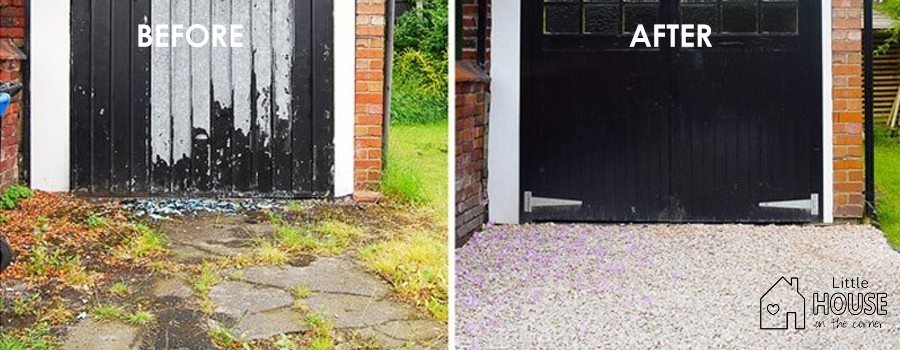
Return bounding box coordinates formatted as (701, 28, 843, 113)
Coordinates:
(521, 0, 822, 222)
(70, 0, 333, 197)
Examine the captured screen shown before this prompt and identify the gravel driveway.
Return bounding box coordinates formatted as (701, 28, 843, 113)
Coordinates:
(456, 224, 900, 349)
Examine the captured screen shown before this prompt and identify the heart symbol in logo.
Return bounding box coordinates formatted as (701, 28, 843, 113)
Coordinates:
(767, 304, 779, 315)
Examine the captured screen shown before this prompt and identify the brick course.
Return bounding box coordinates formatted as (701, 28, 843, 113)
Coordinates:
(0, 0, 24, 190)
(356, 0, 386, 191)
(833, 0, 865, 218)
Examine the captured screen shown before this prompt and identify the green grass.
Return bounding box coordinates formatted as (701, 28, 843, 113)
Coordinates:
(875, 126, 900, 249)
(381, 122, 448, 220)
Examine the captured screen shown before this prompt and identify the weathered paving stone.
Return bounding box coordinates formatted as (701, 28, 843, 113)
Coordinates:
(151, 278, 194, 299)
(231, 309, 309, 340)
(62, 321, 140, 350)
(241, 257, 390, 297)
(375, 320, 445, 341)
(208, 282, 293, 320)
(305, 293, 415, 329)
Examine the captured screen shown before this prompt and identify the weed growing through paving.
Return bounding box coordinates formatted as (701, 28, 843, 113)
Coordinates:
(108, 282, 130, 296)
(93, 305, 126, 321)
(304, 314, 335, 350)
(208, 323, 248, 349)
(125, 310, 155, 325)
(359, 230, 448, 321)
(272, 217, 367, 255)
(254, 241, 289, 265)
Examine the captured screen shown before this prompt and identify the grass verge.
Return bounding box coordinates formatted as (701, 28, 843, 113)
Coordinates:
(875, 126, 900, 249)
(381, 121, 448, 221)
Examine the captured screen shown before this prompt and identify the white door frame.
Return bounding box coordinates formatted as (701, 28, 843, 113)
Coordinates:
(488, 1, 835, 223)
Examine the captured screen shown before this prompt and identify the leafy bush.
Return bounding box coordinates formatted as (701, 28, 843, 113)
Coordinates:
(0, 185, 33, 210)
(394, 0, 448, 58)
(392, 49, 448, 125)
(391, 1, 448, 125)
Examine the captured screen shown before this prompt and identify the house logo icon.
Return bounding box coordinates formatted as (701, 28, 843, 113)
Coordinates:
(760, 277, 806, 330)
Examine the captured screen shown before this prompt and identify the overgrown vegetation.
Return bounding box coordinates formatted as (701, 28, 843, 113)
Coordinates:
(875, 126, 900, 249)
(359, 230, 448, 321)
(371, 0, 450, 324)
(0, 191, 170, 347)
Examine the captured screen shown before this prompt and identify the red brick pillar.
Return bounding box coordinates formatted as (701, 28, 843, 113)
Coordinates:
(355, 0, 386, 192)
(456, 62, 489, 241)
(0, 0, 25, 190)
(832, 0, 865, 218)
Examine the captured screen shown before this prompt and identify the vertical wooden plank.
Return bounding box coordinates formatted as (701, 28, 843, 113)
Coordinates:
(272, 0, 294, 192)
(171, 0, 193, 190)
(111, 0, 133, 193)
(191, 0, 212, 191)
(91, 0, 113, 192)
(232, 0, 253, 191)
(252, 0, 274, 192)
(211, 0, 233, 190)
(71, 0, 93, 191)
(132, 0, 152, 192)
(151, 0, 172, 191)
(292, 0, 313, 193)
(312, 0, 334, 195)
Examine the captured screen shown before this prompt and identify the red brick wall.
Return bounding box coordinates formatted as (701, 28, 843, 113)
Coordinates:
(459, 0, 490, 63)
(0, 0, 24, 190)
(356, 0, 386, 191)
(833, 0, 865, 218)
(456, 0, 491, 241)
(456, 62, 488, 240)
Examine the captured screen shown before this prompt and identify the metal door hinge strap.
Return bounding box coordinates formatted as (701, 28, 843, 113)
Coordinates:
(524, 191, 583, 213)
(758, 193, 819, 216)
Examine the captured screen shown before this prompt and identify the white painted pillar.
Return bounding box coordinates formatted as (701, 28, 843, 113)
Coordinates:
(30, 1, 71, 191)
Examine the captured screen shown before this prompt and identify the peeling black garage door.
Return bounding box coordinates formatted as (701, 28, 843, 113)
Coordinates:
(521, 0, 822, 222)
(71, 0, 333, 197)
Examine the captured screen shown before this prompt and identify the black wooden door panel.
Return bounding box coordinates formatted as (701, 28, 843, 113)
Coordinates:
(71, 0, 333, 197)
(522, 0, 822, 222)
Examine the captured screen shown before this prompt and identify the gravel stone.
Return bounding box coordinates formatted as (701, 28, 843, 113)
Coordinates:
(456, 224, 900, 348)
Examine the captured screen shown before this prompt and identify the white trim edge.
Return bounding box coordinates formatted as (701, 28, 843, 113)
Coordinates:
(334, 1, 355, 197)
(822, 0, 834, 223)
(30, 1, 71, 191)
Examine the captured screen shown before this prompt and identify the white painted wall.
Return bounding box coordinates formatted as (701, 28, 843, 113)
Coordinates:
(334, 0, 355, 197)
(30, 1, 70, 191)
(488, 2, 835, 223)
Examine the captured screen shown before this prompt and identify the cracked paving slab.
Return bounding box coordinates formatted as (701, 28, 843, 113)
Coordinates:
(208, 281, 294, 321)
(62, 321, 140, 350)
(241, 257, 391, 298)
